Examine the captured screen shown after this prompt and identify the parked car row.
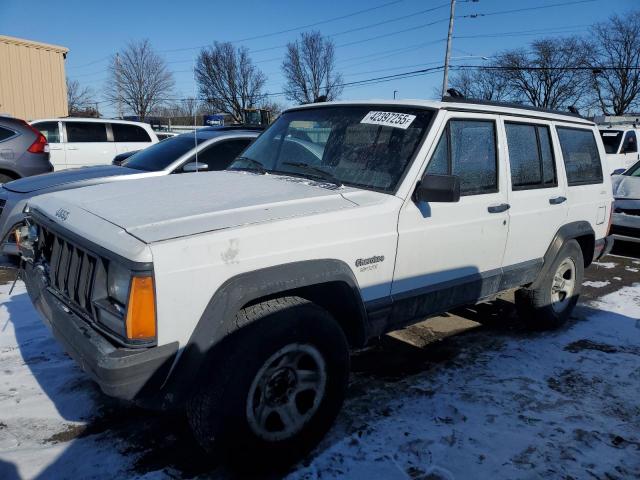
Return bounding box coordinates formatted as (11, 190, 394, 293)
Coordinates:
(599, 122, 640, 173)
(12, 99, 615, 469)
(30, 117, 159, 170)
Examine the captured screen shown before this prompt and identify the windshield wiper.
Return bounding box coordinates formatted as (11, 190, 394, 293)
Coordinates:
(231, 157, 266, 174)
(282, 162, 342, 187)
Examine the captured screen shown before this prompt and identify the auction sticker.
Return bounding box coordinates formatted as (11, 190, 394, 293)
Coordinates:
(361, 111, 416, 130)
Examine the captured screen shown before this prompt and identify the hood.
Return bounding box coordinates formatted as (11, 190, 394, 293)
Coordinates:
(612, 175, 640, 200)
(30, 171, 362, 243)
(3, 165, 140, 193)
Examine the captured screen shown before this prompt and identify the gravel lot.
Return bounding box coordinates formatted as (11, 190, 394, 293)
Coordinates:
(0, 244, 639, 479)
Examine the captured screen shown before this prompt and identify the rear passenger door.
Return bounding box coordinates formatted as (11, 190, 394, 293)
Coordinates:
(63, 121, 116, 169)
(501, 117, 568, 269)
(111, 123, 153, 155)
(392, 113, 510, 326)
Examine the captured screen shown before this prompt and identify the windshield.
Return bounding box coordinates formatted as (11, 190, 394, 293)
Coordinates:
(599, 130, 623, 154)
(229, 105, 433, 193)
(123, 135, 205, 171)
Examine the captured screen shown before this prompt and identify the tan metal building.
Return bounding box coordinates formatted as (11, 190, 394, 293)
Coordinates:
(0, 35, 69, 120)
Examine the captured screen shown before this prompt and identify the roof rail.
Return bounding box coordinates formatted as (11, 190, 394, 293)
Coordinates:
(441, 96, 585, 119)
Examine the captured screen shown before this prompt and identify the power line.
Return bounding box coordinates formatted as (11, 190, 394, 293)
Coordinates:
(158, 0, 404, 54)
(458, 0, 598, 19)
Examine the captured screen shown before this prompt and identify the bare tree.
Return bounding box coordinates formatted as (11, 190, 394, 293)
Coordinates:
(448, 67, 510, 101)
(495, 37, 590, 109)
(195, 42, 266, 123)
(66, 78, 96, 115)
(105, 39, 174, 120)
(587, 11, 640, 115)
(282, 31, 343, 104)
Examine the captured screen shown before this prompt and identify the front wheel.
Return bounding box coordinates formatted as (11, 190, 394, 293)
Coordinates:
(187, 296, 349, 470)
(515, 239, 584, 330)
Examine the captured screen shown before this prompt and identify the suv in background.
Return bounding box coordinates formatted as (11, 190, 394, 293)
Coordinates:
(0, 127, 259, 257)
(610, 158, 640, 244)
(30, 118, 159, 170)
(0, 116, 53, 183)
(20, 100, 613, 468)
(599, 124, 640, 173)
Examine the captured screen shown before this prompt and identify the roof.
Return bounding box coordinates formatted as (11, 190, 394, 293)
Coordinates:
(287, 99, 594, 125)
(30, 117, 152, 126)
(181, 128, 262, 140)
(0, 35, 68, 54)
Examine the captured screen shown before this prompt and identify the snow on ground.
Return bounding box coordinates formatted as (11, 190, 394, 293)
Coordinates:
(0, 279, 639, 479)
(592, 261, 617, 269)
(582, 280, 611, 288)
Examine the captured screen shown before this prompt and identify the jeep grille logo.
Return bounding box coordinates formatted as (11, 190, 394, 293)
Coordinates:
(55, 208, 70, 221)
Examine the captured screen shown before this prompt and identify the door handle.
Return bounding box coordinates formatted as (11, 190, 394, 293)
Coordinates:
(66, 146, 78, 150)
(549, 196, 567, 205)
(487, 203, 510, 213)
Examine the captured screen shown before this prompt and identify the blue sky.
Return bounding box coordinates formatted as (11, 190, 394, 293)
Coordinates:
(1, 0, 636, 116)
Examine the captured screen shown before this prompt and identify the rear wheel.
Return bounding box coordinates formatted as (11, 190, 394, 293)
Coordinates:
(187, 296, 349, 470)
(515, 239, 584, 330)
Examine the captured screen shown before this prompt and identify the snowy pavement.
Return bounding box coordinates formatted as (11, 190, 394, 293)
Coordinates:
(0, 254, 639, 479)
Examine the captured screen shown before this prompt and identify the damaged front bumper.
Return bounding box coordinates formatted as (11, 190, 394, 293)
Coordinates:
(22, 261, 178, 403)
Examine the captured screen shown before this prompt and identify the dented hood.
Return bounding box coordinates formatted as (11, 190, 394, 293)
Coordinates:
(29, 171, 358, 243)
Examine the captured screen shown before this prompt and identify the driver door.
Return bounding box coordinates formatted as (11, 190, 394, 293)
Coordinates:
(391, 112, 509, 327)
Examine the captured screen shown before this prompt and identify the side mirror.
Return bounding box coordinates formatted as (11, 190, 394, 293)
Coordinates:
(611, 168, 626, 175)
(182, 162, 209, 172)
(414, 174, 461, 203)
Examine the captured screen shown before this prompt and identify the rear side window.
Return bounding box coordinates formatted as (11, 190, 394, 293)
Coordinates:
(112, 123, 152, 142)
(32, 121, 60, 143)
(426, 119, 498, 196)
(506, 123, 557, 189)
(557, 127, 603, 186)
(0, 126, 15, 142)
(66, 122, 107, 143)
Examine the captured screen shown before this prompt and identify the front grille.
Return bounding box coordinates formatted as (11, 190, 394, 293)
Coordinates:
(37, 223, 100, 319)
(610, 224, 640, 238)
(615, 207, 640, 216)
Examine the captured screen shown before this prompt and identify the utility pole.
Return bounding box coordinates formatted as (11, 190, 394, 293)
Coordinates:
(441, 0, 456, 96)
(115, 52, 123, 119)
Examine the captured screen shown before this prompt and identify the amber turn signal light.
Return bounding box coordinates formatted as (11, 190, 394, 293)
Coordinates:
(126, 276, 156, 340)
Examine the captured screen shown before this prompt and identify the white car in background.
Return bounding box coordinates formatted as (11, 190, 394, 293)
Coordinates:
(30, 118, 159, 170)
(599, 124, 640, 174)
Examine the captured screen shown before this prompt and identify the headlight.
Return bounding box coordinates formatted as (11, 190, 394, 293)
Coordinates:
(108, 262, 131, 306)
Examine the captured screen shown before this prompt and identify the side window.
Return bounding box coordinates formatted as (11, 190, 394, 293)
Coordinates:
(426, 119, 498, 196)
(0, 126, 15, 142)
(112, 123, 152, 142)
(186, 139, 252, 172)
(557, 127, 603, 186)
(622, 131, 637, 153)
(66, 122, 107, 143)
(505, 122, 557, 189)
(32, 122, 60, 143)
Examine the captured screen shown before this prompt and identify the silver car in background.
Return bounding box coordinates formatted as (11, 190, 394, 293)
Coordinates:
(0, 127, 260, 257)
(610, 159, 640, 245)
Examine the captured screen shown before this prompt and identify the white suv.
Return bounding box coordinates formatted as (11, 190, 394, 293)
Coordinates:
(30, 118, 158, 170)
(19, 99, 613, 468)
(599, 124, 640, 173)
